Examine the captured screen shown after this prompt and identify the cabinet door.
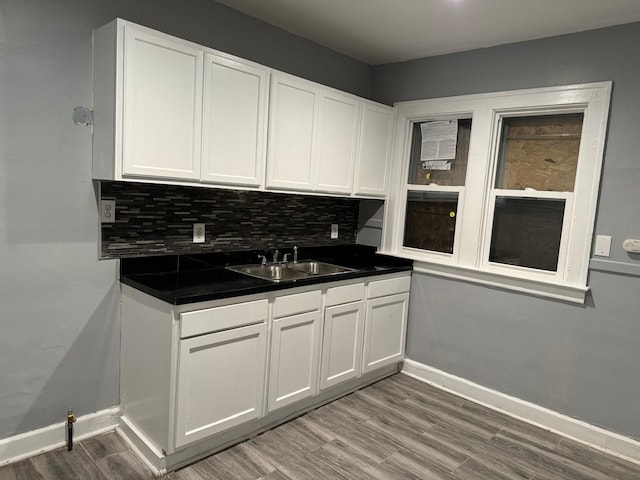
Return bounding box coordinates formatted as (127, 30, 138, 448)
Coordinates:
(315, 92, 361, 194)
(268, 311, 320, 411)
(362, 292, 409, 373)
(122, 25, 203, 180)
(355, 102, 395, 197)
(202, 55, 269, 187)
(175, 322, 267, 448)
(320, 301, 364, 390)
(266, 75, 318, 191)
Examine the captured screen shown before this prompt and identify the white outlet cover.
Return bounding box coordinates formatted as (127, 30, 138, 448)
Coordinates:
(100, 200, 115, 223)
(193, 223, 205, 243)
(594, 235, 612, 257)
(331, 224, 339, 239)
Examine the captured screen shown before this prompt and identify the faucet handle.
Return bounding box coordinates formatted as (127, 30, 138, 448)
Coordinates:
(282, 253, 290, 264)
(272, 249, 279, 263)
(257, 254, 267, 266)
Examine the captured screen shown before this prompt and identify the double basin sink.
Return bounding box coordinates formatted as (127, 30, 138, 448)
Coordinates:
(227, 260, 355, 282)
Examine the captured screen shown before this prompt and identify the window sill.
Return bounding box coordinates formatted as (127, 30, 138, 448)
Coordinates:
(407, 259, 589, 304)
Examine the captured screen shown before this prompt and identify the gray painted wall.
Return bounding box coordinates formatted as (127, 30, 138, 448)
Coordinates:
(372, 23, 640, 440)
(0, 0, 371, 439)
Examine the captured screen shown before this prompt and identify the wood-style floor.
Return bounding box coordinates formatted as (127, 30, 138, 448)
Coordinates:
(2, 373, 640, 480)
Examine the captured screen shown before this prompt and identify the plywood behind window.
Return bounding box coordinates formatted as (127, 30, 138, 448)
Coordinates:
(497, 114, 583, 192)
(408, 119, 471, 186)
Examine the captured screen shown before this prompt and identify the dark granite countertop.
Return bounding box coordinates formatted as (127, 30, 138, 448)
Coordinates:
(120, 245, 413, 305)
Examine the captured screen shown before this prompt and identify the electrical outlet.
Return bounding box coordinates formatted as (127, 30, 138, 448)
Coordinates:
(193, 223, 205, 243)
(100, 200, 115, 223)
(331, 224, 339, 239)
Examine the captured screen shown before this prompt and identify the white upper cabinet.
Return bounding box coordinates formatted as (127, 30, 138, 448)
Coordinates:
(202, 55, 269, 187)
(315, 91, 361, 194)
(267, 74, 366, 195)
(93, 19, 269, 187)
(355, 101, 395, 197)
(266, 74, 318, 190)
(93, 19, 393, 197)
(122, 25, 203, 180)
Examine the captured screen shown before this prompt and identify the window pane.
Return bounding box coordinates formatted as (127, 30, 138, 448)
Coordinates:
(403, 191, 458, 253)
(495, 114, 583, 192)
(489, 197, 565, 271)
(407, 118, 471, 186)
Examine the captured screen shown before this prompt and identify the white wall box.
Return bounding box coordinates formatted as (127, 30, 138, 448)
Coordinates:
(93, 19, 269, 188)
(119, 271, 410, 474)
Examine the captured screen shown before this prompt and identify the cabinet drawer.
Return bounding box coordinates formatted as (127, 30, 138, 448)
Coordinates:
(325, 282, 365, 307)
(273, 290, 321, 319)
(180, 299, 268, 338)
(367, 275, 411, 299)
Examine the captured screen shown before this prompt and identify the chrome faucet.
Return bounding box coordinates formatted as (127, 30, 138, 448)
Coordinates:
(293, 246, 298, 263)
(282, 253, 290, 264)
(272, 249, 279, 263)
(258, 254, 267, 266)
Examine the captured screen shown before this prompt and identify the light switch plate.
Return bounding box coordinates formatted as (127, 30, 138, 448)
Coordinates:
(193, 223, 205, 243)
(331, 224, 339, 239)
(594, 235, 612, 257)
(100, 200, 115, 223)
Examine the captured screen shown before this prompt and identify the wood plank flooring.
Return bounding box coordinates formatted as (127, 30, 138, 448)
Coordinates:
(2, 373, 639, 480)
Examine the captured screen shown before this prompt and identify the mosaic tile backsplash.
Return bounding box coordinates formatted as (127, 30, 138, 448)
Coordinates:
(100, 182, 359, 259)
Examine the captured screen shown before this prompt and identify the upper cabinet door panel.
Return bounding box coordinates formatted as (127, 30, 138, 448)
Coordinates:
(315, 92, 361, 194)
(202, 55, 269, 187)
(122, 26, 203, 180)
(266, 75, 318, 190)
(355, 102, 395, 197)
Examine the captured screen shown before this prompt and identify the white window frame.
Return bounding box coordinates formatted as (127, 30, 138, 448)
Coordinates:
(382, 82, 612, 303)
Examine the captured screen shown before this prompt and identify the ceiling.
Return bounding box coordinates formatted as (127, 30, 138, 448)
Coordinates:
(214, 0, 640, 65)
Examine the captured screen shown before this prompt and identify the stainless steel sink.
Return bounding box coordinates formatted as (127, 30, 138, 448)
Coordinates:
(227, 264, 308, 282)
(227, 260, 355, 282)
(287, 261, 354, 275)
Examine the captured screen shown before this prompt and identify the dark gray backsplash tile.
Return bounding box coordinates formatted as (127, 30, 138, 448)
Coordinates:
(100, 182, 359, 258)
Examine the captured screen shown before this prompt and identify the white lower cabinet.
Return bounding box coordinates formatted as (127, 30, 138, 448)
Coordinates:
(319, 282, 365, 390)
(175, 304, 268, 448)
(320, 301, 364, 389)
(119, 272, 410, 472)
(268, 311, 321, 411)
(362, 277, 410, 373)
(268, 289, 322, 411)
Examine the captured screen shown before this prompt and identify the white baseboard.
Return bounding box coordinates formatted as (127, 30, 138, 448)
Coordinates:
(0, 406, 120, 467)
(402, 359, 640, 465)
(116, 416, 166, 477)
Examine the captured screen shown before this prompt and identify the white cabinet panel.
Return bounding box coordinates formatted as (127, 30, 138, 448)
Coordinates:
(268, 311, 321, 411)
(355, 102, 395, 197)
(362, 292, 409, 373)
(320, 301, 364, 390)
(315, 92, 361, 194)
(267, 75, 318, 190)
(202, 55, 269, 187)
(175, 322, 267, 447)
(122, 25, 203, 180)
